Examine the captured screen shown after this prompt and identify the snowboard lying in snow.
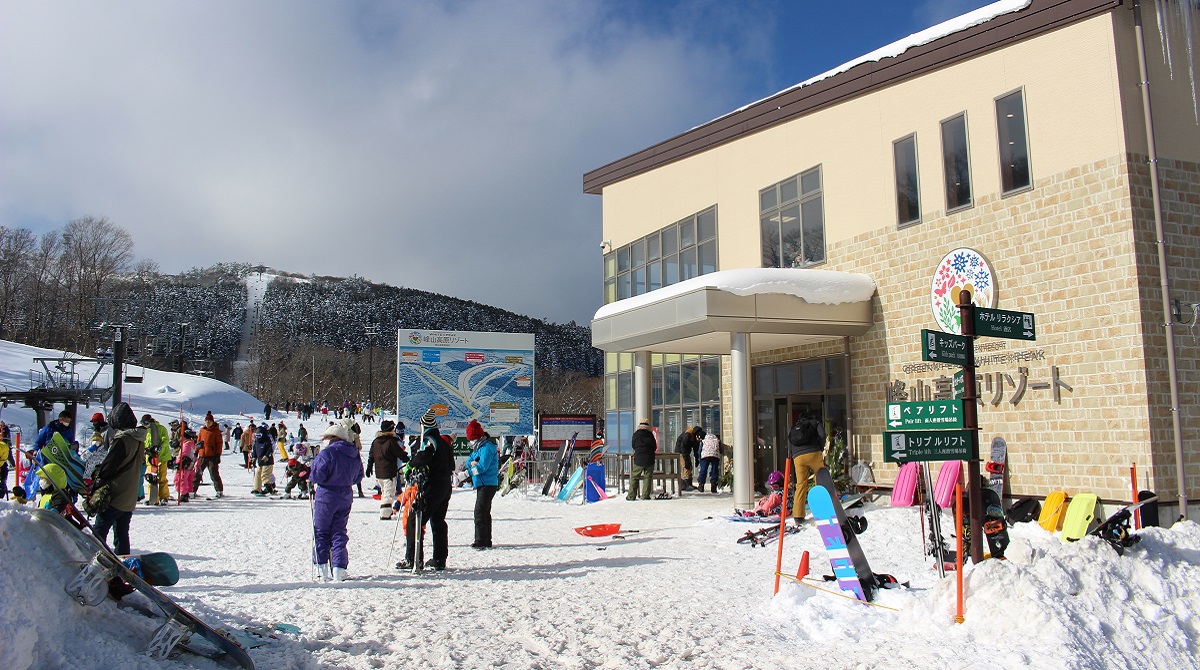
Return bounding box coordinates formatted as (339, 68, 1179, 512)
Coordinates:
(33, 507, 254, 668)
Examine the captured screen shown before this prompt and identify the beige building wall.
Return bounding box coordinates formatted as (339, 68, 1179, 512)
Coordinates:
(598, 11, 1200, 503)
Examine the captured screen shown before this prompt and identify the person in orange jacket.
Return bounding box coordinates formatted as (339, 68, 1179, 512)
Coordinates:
(192, 412, 225, 498)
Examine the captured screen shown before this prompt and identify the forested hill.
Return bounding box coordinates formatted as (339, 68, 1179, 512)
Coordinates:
(258, 273, 602, 376)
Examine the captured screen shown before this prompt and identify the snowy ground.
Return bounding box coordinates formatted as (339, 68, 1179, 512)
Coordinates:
(2, 340, 1199, 669)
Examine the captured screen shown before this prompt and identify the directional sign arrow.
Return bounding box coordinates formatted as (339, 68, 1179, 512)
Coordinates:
(888, 420, 903, 428)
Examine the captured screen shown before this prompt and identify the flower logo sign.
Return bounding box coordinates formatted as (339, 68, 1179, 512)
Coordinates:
(930, 248, 996, 334)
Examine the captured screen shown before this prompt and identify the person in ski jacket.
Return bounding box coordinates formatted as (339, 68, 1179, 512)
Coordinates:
(400, 408, 455, 571)
(174, 434, 197, 503)
(192, 413, 225, 497)
(297, 423, 308, 444)
(35, 463, 72, 513)
(284, 458, 311, 498)
(251, 424, 275, 495)
(739, 471, 785, 517)
(787, 413, 825, 524)
(264, 403, 272, 420)
(141, 415, 171, 505)
(696, 432, 722, 493)
(673, 426, 703, 491)
(368, 420, 408, 519)
(92, 402, 146, 555)
(240, 421, 256, 469)
(310, 418, 364, 581)
(627, 420, 657, 500)
(465, 420, 499, 549)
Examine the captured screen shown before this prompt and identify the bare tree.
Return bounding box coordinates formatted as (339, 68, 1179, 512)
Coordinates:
(0, 226, 36, 340)
(535, 367, 602, 416)
(60, 216, 135, 348)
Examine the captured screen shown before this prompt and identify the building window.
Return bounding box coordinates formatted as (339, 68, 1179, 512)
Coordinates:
(941, 113, 972, 211)
(603, 353, 723, 451)
(894, 134, 920, 226)
(760, 166, 824, 268)
(602, 206, 718, 305)
(996, 89, 1031, 194)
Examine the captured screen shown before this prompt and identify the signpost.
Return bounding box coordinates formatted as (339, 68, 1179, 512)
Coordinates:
(952, 370, 965, 400)
(883, 430, 973, 463)
(921, 329, 971, 365)
(886, 399, 965, 430)
(974, 307, 1036, 341)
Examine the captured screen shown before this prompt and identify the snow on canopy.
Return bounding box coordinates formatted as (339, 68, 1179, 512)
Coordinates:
(593, 268, 876, 321)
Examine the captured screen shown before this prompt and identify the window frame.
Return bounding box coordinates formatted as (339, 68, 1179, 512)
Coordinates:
(759, 165, 825, 269)
(893, 133, 921, 228)
(939, 111, 973, 213)
(602, 206, 719, 305)
(995, 87, 1033, 197)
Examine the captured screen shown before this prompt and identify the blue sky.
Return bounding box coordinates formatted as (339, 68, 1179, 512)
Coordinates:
(0, 0, 998, 325)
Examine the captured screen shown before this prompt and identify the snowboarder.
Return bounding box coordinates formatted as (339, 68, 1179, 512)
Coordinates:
(310, 418, 364, 582)
(465, 420, 499, 549)
(90, 402, 146, 554)
(192, 413, 225, 498)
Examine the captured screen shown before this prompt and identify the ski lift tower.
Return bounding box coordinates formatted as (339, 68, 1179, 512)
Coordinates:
(0, 355, 112, 431)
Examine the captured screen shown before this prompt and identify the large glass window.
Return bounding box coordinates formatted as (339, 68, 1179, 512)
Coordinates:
(996, 89, 1031, 194)
(894, 134, 920, 226)
(941, 113, 972, 211)
(760, 166, 824, 268)
(603, 353, 724, 451)
(602, 206, 718, 305)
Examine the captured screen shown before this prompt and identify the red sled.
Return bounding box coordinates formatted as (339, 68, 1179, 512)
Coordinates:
(575, 523, 622, 537)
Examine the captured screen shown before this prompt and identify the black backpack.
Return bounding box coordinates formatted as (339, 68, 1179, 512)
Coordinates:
(1006, 497, 1041, 524)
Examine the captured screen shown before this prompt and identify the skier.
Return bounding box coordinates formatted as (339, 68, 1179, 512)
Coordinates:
(251, 424, 275, 495)
(192, 412, 225, 498)
(310, 418, 364, 582)
(367, 420, 407, 520)
(465, 420, 499, 549)
(398, 408, 454, 571)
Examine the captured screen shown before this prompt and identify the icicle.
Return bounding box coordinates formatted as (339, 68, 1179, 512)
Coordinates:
(1152, 0, 1200, 124)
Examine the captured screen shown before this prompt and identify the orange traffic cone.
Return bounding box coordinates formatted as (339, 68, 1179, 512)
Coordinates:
(796, 550, 810, 580)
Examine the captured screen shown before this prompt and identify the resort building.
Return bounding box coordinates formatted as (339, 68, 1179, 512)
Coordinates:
(585, 0, 1200, 518)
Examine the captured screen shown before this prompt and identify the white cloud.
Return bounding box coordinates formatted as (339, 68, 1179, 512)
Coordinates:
(0, 0, 748, 324)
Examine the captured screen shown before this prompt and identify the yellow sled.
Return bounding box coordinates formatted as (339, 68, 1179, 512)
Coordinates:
(1061, 493, 1102, 543)
(1038, 491, 1068, 532)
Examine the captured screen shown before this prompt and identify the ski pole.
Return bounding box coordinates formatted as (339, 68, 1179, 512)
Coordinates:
(773, 457, 793, 595)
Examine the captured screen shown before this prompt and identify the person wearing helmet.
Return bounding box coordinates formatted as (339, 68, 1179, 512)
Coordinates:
(737, 471, 786, 518)
(36, 463, 71, 513)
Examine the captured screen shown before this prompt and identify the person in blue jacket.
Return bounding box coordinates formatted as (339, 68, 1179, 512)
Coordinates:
(24, 410, 74, 496)
(465, 419, 499, 550)
(310, 418, 364, 582)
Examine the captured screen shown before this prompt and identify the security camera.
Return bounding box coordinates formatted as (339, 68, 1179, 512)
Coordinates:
(601, 240, 612, 251)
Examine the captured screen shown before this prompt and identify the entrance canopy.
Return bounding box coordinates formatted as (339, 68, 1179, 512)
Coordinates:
(591, 268, 877, 353)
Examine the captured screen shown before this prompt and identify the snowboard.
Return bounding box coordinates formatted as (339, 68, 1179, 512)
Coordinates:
(556, 466, 585, 502)
(43, 432, 86, 494)
(808, 483, 872, 601)
(1091, 497, 1157, 555)
(986, 437, 1007, 501)
(32, 507, 254, 668)
(1062, 493, 1102, 542)
(815, 467, 869, 539)
(980, 487, 1010, 559)
(122, 552, 181, 587)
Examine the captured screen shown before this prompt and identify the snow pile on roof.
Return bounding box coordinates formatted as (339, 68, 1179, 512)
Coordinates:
(593, 268, 876, 320)
(716, 0, 1032, 124)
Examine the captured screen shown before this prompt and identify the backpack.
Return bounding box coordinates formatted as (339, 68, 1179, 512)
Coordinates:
(1006, 497, 1041, 524)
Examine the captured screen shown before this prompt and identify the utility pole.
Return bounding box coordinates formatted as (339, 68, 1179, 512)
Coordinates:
(365, 324, 379, 405)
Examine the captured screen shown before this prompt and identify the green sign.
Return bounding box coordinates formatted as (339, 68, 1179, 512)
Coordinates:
(952, 370, 965, 400)
(886, 399, 964, 430)
(883, 430, 973, 463)
(452, 436, 472, 456)
(974, 307, 1036, 341)
(921, 329, 971, 365)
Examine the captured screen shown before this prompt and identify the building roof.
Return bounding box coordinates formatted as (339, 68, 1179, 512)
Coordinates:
(582, 0, 1120, 195)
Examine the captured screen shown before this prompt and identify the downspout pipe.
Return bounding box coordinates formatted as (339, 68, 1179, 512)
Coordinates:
(1133, 0, 1189, 521)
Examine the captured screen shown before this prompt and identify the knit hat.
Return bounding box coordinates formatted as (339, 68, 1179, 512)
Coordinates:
(205, 411, 214, 423)
(466, 419, 484, 441)
(395, 420, 405, 436)
(420, 409, 437, 428)
(91, 412, 105, 423)
(380, 420, 395, 432)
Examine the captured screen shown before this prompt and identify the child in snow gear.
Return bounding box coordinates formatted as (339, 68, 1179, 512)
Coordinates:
(738, 470, 785, 517)
(310, 419, 364, 581)
(36, 463, 73, 513)
(141, 415, 171, 505)
(465, 420, 499, 549)
(174, 432, 197, 503)
(285, 458, 312, 498)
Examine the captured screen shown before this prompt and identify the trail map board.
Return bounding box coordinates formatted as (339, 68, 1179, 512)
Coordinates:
(396, 329, 535, 435)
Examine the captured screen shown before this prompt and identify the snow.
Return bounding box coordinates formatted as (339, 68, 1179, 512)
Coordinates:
(593, 268, 876, 321)
(706, 1, 1032, 128)
(2, 339, 1199, 669)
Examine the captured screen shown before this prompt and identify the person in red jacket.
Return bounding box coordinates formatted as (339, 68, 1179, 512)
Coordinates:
(192, 412, 225, 498)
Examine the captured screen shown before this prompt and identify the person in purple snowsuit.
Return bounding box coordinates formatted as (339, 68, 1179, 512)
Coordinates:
(310, 418, 364, 582)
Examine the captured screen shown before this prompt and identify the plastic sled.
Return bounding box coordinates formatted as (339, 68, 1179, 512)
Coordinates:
(575, 524, 622, 537)
(1038, 491, 1068, 532)
(932, 460, 961, 508)
(1061, 493, 1102, 542)
(890, 462, 919, 507)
